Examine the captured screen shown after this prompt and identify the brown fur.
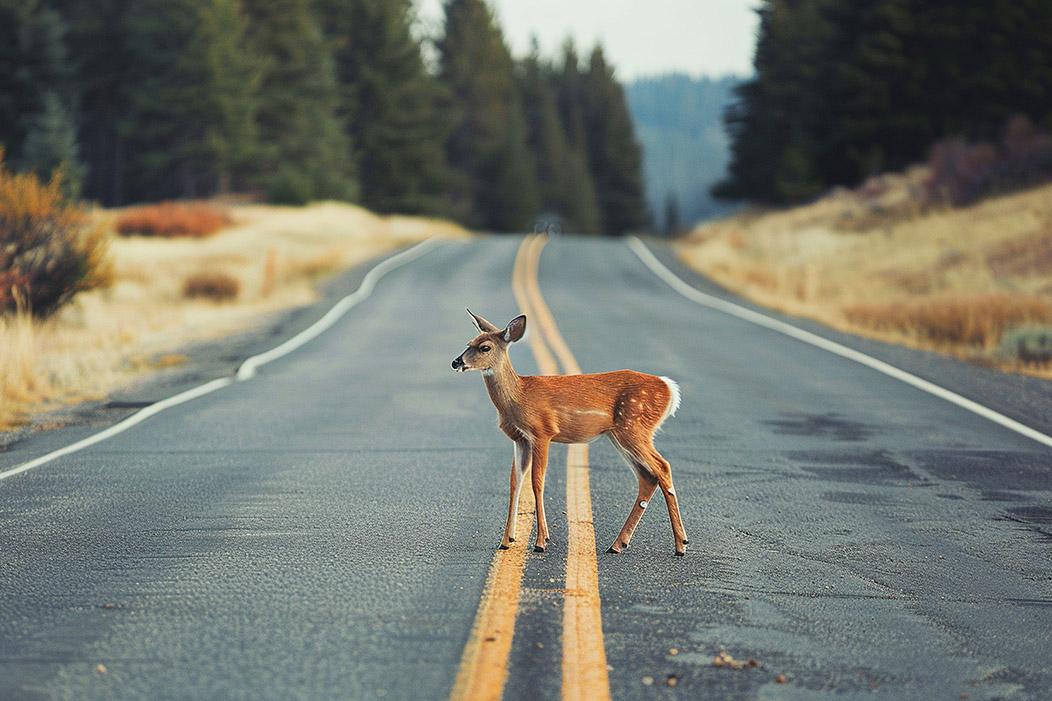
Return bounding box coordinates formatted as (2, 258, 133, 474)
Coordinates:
(453, 311, 688, 555)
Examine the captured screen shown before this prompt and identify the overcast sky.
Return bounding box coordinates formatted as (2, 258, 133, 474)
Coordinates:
(413, 0, 759, 80)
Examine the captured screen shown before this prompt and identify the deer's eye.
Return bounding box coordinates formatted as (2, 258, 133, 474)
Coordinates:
(479, 345, 492, 353)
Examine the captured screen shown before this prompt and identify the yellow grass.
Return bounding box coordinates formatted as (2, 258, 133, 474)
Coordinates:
(678, 175, 1052, 378)
(0, 201, 469, 431)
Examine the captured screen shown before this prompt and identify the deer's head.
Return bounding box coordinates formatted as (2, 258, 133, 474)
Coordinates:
(452, 310, 526, 375)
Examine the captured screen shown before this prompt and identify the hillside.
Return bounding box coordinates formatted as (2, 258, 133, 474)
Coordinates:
(677, 173, 1052, 377)
(626, 73, 740, 231)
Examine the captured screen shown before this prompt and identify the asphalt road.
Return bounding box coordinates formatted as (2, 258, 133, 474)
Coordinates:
(1, 235, 1051, 700)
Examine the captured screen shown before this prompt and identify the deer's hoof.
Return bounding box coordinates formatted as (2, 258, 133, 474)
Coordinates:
(674, 550, 686, 557)
(606, 546, 621, 554)
(533, 545, 546, 553)
(497, 544, 510, 550)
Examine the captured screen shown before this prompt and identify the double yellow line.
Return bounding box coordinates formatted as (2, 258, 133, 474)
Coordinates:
(450, 235, 611, 701)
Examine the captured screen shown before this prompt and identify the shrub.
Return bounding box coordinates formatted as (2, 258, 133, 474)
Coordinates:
(1000, 326, 1052, 366)
(0, 157, 111, 317)
(182, 272, 239, 302)
(266, 167, 314, 206)
(842, 294, 1052, 348)
(926, 116, 1052, 207)
(116, 202, 233, 238)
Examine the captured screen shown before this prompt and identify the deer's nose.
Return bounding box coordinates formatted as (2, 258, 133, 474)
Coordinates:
(452, 356, 464, 370)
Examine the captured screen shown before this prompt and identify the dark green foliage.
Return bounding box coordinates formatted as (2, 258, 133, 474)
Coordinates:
(0, 0, 84, 196)
(20, 92, 84, 198)
(580, 47, 649, 235)
(517, 45, 600, 234)
(316, 0, 452, 216)
(122, 0, 259, 200)
(244, 0, 357, 204)
(1, 0, 647, 226)
(439, 0, 539, 231)
(53, 0, 135, 205)
(626, 74, 740, 228)
(718, 0, 1052, 204)
(1001, 326, 1052, 366)
(662, 191, 680, 236)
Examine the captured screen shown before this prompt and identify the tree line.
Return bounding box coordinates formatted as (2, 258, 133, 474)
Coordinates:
(0, 0, 648, 234)
(716, 0, 1052, 204)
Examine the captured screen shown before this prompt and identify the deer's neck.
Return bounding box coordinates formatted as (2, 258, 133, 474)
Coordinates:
(482, 357, 523, 418)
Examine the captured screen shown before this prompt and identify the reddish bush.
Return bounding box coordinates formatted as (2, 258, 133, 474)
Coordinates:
(116, 202, 233, 238)
(182, 272, 239, 302)
(0, 158, 111, 316)
(926, 116, 1052, 206)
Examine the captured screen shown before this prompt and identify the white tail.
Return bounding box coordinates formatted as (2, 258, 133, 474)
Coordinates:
(453, 311, 689, 556)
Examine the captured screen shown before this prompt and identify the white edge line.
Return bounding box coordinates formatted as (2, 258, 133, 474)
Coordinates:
(0, 238, 440, 482)
(626, 236, 1052, 450)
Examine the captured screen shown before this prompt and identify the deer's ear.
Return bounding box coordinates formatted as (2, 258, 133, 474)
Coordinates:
(503, 315, 526, 343)
(467, 309, 500, 333)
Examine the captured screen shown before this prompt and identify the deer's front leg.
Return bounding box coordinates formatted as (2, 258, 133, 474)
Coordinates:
(531, 438, 552, 553)
(500, 439, 531, 550)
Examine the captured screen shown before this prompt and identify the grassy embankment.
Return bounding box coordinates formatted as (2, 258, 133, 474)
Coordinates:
(0, 202, 468, 431)
(678, 169, 1052, 378)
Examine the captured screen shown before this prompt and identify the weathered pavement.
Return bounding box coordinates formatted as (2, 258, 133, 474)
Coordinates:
(1, 235, 1050, 700)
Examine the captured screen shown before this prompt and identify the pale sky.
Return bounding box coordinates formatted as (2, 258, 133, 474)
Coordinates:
(413, 1, 759, 80)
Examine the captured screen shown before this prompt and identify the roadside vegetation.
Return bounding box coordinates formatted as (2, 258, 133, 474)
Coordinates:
(680, 170, 1052, 377)
(695, 1, 1052, 379)
(3, 0, 648, 234)
(0, 167, 467, 431)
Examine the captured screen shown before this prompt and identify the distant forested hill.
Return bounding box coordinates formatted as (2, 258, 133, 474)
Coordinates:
(626, 73, 741, 231)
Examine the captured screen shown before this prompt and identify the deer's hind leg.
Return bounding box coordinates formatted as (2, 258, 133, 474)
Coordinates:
(649, 448, 688, 556)
(606, 433, 659, 554)
(609, 431, 687, 556)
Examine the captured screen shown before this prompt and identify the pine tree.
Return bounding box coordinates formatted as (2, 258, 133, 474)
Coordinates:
(122, 0, 259, 200)
(581, 46, 649, 234)
(439, 0, 539, 231)
(20, 92, 84, 197)
(663, 191, 680, 236)
(316, 0, 452, 215)
(54, 0, 136, 205)
(244, 0, 357, 204)
(0, 0, 83, 193)
(517, 44, 600, 233)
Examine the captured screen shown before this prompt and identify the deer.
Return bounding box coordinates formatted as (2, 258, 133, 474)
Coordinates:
(451, 310, 688, 556)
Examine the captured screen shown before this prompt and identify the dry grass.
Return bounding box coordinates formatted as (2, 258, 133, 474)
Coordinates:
(115, 202, 234, 238)
(0, 201, 469, 431)
(678, 174, 1052, 377)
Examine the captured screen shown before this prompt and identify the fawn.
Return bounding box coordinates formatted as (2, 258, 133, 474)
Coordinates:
(452, 310, 688, 556)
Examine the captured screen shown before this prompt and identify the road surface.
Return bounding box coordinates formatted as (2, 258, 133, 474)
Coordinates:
(1, 235, 1050, 700)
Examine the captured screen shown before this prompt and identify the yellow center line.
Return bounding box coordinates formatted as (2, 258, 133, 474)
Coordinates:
(451, 234, 610, 701)
(449, 237, 543, 701)
(521, 235, 612, 701)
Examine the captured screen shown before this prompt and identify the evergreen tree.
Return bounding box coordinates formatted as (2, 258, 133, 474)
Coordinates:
(54, 0, 136, 205)
(581, 46, 649, 234)
(439, 0, 539, 231)
(663, 191, 680, 236)
(316, 0, 452, 215)
(20, 91, 84, 197)
(718, 0, 1052, 204)
(244, 0, 357, 204)
(517, 44, 600, 233)
(0, 0, 83, 193)
(122, 0, 259, 200)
